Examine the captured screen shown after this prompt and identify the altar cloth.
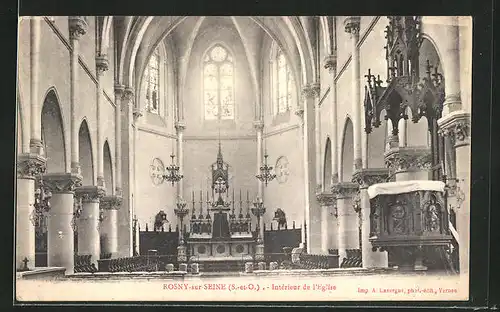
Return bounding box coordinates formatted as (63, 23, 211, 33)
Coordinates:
(367, 180, 445, 199)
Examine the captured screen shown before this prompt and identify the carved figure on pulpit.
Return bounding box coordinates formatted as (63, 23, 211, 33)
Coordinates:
(273, 208, 287, 229)
(390, 201, 406, 234)
(425, 197, 441, 233)
(154, 210, 168, 231)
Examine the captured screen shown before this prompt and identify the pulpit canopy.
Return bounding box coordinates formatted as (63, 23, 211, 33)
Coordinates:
(367, 180, 445, 199)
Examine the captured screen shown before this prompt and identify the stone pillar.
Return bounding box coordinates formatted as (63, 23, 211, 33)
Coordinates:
(117, 87, 134, 257)
(132, 107, 143, 240)
(438, 111, 470, 276)
(114, 85, 123, 197)
(344, 16, 362, 171)
(301, 83, 321, 253)
(254, 120, 264, 199)
(294, 107, 306, 248)
(175, 121, 186, 198)
(99, 195, 121, 257)
(441, 17, 462, 116)
(16, 154, 46, 270)
(332, 182, 359, 263)
(324, 54, 339, 184)
(29, 17, 43, 155)
(44, 173, 82, 274)
(75, 186, 105, 266)
(384, 147, 432, 181)
(69, 16, 88, 174)
(95, 55, 109, 188)
(352, 168, 390, 268)
(315, 91, 322, 190)
(316, 192, 335, 255)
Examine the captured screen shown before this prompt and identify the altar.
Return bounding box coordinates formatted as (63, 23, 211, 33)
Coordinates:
(185, 143, 255, 269)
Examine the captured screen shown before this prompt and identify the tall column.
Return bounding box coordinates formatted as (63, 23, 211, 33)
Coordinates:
(95, 55, 109, 188)
(344, 16, 362, 171)
(253, 121, 265, 243)
(316, 192, 335, 255)
(175, 121, 186, 199)
(114, 85, 123, 197)
(314, 83, 322, 191)
(75, 186, 105, 266)
(69, 16, 88, 174)
(353, 168, 389, 268)
(254, 120, 264, 197)
(332, 182, 359, 263)
(294, 108, 306, 248)
(44, 173, 82, 274)
(301, 83, 321, 253)
(16, 154, 46, 270)
(29, 16, 43, 155)
(344, 16, 362, 170)
(441, 17, 462, 116)
(117, 87, 134, 257)
(132, 107, 143, 241)
(100, 196, 121, 257)
(324, 54, 339, 184)
(438, 111, 470, 276)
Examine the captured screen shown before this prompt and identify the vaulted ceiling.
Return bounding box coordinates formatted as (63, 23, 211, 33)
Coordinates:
(105, 16, 333, 97)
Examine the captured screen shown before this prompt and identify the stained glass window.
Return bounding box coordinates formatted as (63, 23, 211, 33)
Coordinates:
(204, 45, 234, 120)
(275, 49, 294, 115)
(144, 48, 161, 114)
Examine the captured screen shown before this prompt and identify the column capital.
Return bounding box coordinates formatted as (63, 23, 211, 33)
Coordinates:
(75, 185, 106, 203)
(323, 54, 337, 73)
(123, 87, 135, 102)
(301, 83, 321, 100)
(96, 54, 109, 77)
(69, 16, 88, 40)
(253, 120, 264, 132)
(316, 192, 335, 207)
(100, 195, 122, 210)
(344, 16, 361, 36)
(352, 168, 390, 189)
(114, 84, 125, 96)
(43, 172, 83, 194)
(438, 110, 470, 148)
(384, 146, 432, 173)
(175, 121, 187, 132)
(17, 153, 46, 179)
(331, 182, 359, 199)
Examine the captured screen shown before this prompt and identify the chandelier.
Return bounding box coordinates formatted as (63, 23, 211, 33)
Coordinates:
(163, 154, 183, 186)
(256, 154, 276, 186)
(31, 181, 52, 229)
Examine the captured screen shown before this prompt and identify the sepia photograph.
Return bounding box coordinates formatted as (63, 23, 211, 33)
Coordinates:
(15, 15, 472, 302)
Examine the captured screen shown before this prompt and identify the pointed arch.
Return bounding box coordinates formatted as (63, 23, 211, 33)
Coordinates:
(103, 140, 114, 194)
(340, 116, 354, 182)
(323, 137, 332, 189)
(41, 88, 67, 173)
(78, 119, 94, 185)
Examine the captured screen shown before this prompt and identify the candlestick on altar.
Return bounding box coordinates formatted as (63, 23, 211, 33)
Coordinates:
(239, 189, 243, 217)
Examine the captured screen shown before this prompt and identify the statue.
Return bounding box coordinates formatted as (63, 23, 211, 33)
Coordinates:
(273, 208, 287, 229)
(154, 210, 169, 232)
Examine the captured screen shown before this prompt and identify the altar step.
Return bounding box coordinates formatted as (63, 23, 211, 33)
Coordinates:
(199, 260, 244, 273)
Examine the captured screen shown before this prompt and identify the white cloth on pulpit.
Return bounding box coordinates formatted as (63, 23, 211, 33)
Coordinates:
(367, 180, 446, 199)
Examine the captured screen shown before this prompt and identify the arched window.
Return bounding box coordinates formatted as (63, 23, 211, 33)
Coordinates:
(204, 45, 234, 120)
(144, 48, 160, 114)
(273, 48, 295, 115)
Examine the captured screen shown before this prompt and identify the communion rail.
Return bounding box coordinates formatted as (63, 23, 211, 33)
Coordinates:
(74, 255, 97, 273)
(340, 249, 362, 268)
(297, 253, 339, 269)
